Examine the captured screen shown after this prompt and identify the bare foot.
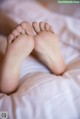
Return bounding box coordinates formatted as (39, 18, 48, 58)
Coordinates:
(32, 22, 66, 75)
(0, 21, 34, 94)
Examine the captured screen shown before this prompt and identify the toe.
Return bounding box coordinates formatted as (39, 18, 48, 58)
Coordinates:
(12, 29, 20, 38)
(16, 25, 23, 33)
(8, 34, 14, 43)
(32, 22, 40, 34)
(50, 25, 54, 33)
(21, 21, 35, 36)
(39, 22, 45, 31)
(45, 23, 50, 31)
(16, 25, 25, 35)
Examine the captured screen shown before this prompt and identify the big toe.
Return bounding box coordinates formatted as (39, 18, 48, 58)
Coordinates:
(21, 21, 35, 36)
(39, 22, 45, 31)
(32, 22, 41, 34)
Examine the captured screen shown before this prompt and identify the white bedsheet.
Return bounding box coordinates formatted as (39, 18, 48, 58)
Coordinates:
(0, 0, 80, 119)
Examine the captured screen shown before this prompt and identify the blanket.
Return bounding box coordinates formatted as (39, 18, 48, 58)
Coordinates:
(0, 0, 80, 119)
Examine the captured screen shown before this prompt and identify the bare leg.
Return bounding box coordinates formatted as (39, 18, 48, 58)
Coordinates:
(0, 22, 34, 94)
(32, 22, 66, 75)
(0, 10, 17, 36)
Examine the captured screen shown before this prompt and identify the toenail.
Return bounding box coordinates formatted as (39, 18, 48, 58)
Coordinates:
(45, 23, 50, 31)
(12, 30, 19, 36)
(33, 22, 37, 25)
(50, 26, 54, 33)
(17, 26, 22, 32)
(39, 22, 45, 31)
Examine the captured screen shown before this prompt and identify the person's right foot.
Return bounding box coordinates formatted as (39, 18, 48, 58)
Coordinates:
(32, 22, 66, 75)
(0, 21, 34, 94)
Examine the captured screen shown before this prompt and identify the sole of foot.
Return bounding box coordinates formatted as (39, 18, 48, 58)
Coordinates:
(0, 21, 34, 94)
(32, 22, 66, 75)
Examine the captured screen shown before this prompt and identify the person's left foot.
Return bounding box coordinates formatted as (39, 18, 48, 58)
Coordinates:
(32, 22, 66, 75)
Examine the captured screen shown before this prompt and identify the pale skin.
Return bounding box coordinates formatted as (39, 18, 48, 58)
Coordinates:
(0, 17, 66, 94)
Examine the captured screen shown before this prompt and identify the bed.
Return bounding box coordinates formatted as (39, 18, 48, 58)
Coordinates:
(0, 0, 80, 119)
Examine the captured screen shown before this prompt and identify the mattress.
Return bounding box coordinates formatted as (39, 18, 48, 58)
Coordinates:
(0, 0, 80, 119)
